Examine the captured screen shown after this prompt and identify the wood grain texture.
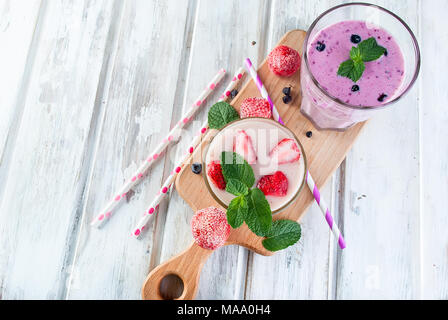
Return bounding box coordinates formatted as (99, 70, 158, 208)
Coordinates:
(65, 0, 192, 299)
(142, 242, 213, 300)
(420, 0, 448, 299)
(0, 0, 446, 300)
(0, 0, 41, 160)
(157, 0, 272, 300)
(335, 0, 421, 299)
(245, 0, 344, 300)
(0, 0, 116, 299)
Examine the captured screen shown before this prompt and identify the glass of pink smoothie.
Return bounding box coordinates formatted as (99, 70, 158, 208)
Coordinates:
(300, 3, 420, 131)
(203, 118, 307, 214)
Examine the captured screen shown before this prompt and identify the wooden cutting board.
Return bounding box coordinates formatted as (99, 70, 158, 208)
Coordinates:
(142, 29, 365, 300)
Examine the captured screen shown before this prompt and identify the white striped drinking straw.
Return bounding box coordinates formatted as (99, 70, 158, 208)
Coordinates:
(91, 69, 226, 228)
(305, 172, 346, 249)
(244, 58, 284, 125)
(132, 68, 246, 237)
(244, 57, 346, 249)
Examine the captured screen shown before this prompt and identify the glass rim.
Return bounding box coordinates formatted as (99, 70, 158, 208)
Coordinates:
(202, 117, 308, 215)
(303, 2, 421, 111)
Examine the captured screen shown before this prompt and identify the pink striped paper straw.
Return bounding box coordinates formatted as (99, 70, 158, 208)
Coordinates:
(132, 122, 208, 237)
(91, 69, 225, 228)
(246, 57, 345, 249)
(132, 68, 246, 237)
(305, 171, 346, 249)
(244, 58, 284, 125)
(218, 67, 245, 101)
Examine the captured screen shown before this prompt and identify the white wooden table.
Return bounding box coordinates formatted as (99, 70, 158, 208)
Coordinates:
(0, 0, 446, 300)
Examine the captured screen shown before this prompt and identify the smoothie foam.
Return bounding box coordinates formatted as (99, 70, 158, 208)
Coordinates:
(307, 20, 405, 106)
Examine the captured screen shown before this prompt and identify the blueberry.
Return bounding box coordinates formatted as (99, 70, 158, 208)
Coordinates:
(316, 41, 326, 52)
(306, 131, 312, 138)
(377, 93, 388, 102)
(351, 34, 361, 44)
(282, 95, 292, 104)
(191, 163, 202, 174)
(384, 49, 388, 57)
(282, 87, 291, 96)
(351, 85, 360, 92)
(230, 89, 238, 98)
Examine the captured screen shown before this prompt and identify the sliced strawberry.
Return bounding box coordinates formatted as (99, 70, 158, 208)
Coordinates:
(269, 138, 301, 164)
(207, 161, 226, 190)
(257, 171, 289, 197)
(233, 129, 257, 164)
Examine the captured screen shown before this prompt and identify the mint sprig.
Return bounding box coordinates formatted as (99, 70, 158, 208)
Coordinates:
(208, 101, 239, 129)
(220, 152, 301, 251)
(337, 37, 386, 82)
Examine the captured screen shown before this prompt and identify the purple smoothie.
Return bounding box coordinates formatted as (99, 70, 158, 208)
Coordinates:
(307, 20, 404, 106)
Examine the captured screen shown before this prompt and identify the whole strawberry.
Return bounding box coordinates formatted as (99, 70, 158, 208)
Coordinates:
(267, 45, 301, 77)
(191, 207, 230, 250)
(240, 97, 272, 119)
(257, 171, 289, 197)
(207, 161, 226, 190)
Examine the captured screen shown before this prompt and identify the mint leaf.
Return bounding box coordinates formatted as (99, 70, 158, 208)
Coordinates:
(245, 188, 272, 237)
(221, 152, 255, 189)
(358, 37, 386, 62)
(337, 59, 365, 83)
(350, 46, 362, 63)
(227, 195, 247, 228)
(208, 101, 239, 129)
(226, 179, 249, 196)
(351, 60, 365, 82)
(337, 59, 354, 77)
(337, 37, 386, 82)
(361, 45, 386, 62)
(262, 220, 301, 252)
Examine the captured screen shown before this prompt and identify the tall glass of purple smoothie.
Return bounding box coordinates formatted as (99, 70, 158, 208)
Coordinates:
(300, 3, 420, 131)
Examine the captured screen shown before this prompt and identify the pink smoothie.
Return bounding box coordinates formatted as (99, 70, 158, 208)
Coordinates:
(205, 118, 305, 213)
(307, 20, 405, 106)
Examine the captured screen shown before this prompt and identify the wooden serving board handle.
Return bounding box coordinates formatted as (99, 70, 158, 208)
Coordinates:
(142, 242, 213, 300)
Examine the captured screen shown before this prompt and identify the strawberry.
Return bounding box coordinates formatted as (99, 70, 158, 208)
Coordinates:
(191, 206, 230, 250)
(233, 130, 257, 164)
(240, 97, 272, 119)
(269, 138, 301, 164)
(207, 161, 226, 190)
(257, 171, 289, 197)
(267, 45, 301, 77)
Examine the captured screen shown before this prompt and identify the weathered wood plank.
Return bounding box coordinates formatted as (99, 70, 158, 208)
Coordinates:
(420, 0, 448, 299)
(66, 0, 193, 299)
(0, 0, 41, 166)
(0, 0, 437, 300)
(157, 0, 272, 300)
(0, 0, 116, 299)
(245, 182, 334, 299)
(335, 0, 421, 299)
(243, 0, 344, 299)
